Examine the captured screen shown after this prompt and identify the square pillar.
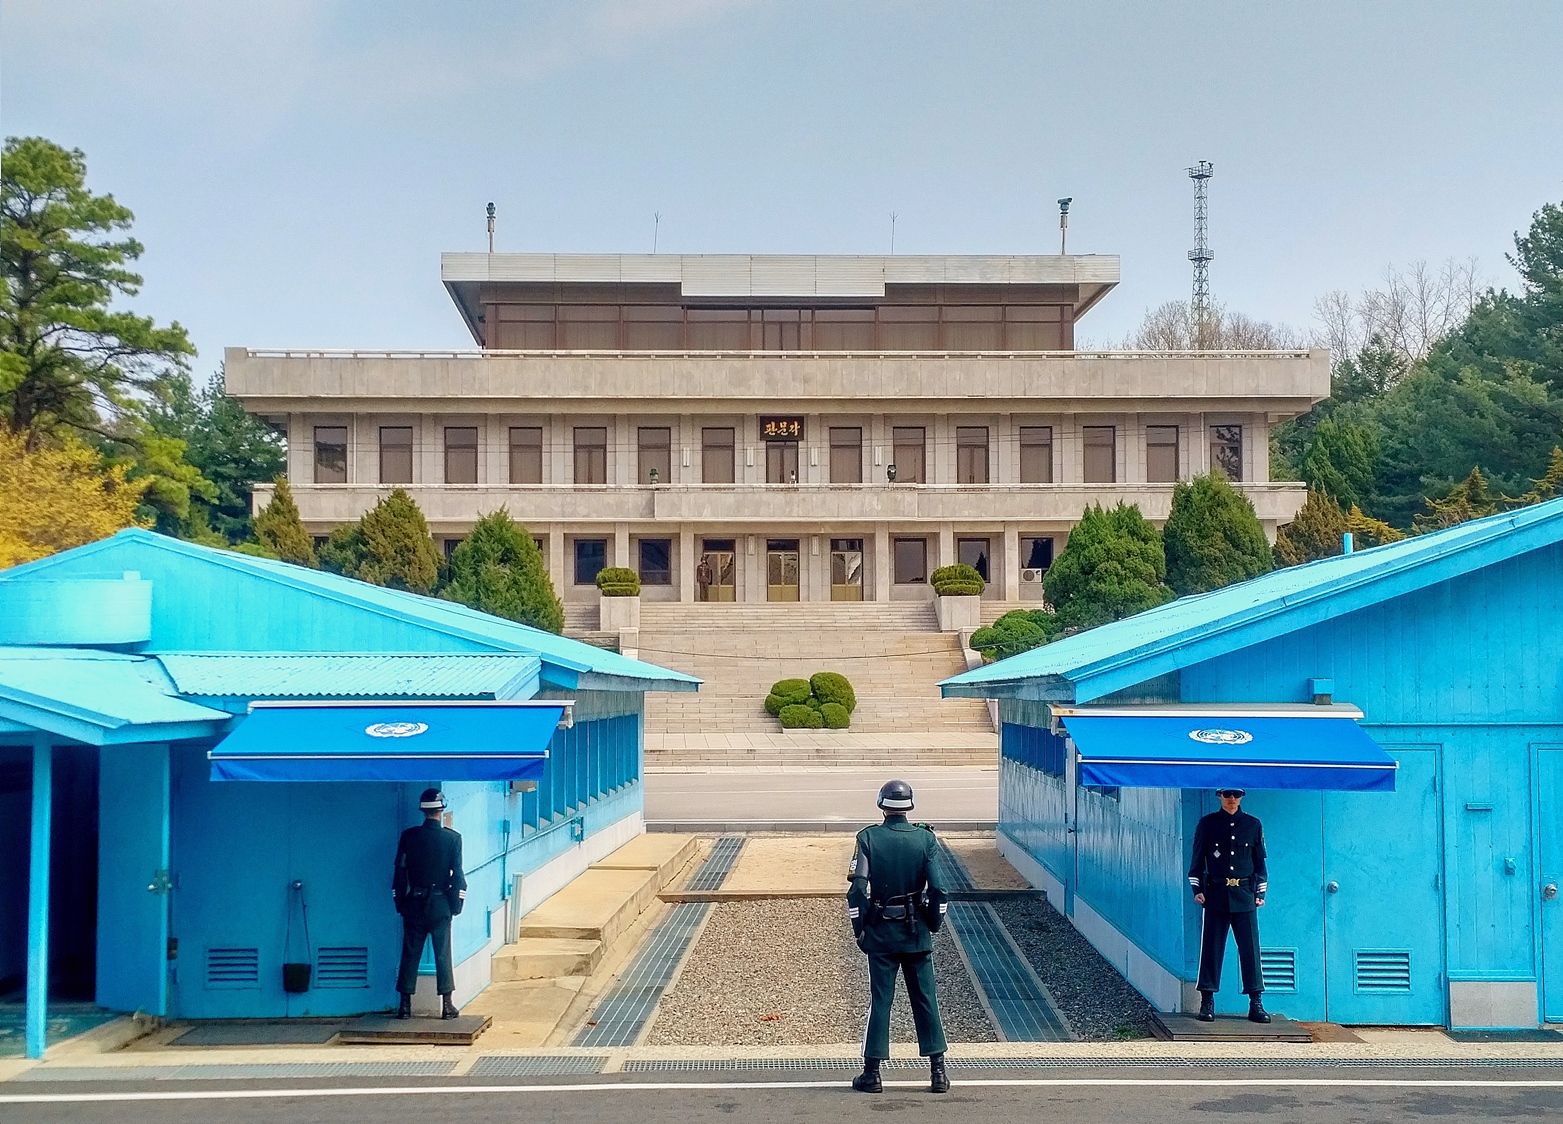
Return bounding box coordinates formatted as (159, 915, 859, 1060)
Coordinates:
(873, 524, 891, 602)
(938, 523, 955, 570)
(1002, 525, 1021, 602)
(614, 522, 631, 570)
(679, 526, 695, 603)
(549, 526, 566, 592)
(26, 736, 52, 1059)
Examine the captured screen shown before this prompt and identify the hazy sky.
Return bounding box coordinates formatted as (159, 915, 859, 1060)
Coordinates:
(4, 1, 1561, 372)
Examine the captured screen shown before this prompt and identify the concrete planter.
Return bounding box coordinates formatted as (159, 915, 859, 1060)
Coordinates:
(934, 594, 981, 632)
(599, 593, 641, 632)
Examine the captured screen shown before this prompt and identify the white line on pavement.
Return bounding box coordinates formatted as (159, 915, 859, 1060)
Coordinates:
(5, 1078, 1563, 1104)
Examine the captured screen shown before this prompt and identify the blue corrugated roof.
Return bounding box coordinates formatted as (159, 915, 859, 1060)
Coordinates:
(0, 648, 233, 745)
(157, 652, 541, 700)
(1, 530, 698, 693)
(942, 496, 1563, 703)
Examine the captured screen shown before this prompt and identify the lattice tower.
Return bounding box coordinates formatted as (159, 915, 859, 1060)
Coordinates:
(1187, 161, 1214, 346)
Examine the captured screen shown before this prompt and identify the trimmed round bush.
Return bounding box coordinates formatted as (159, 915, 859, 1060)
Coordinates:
(820, 702, 851, 729)
(930, 563, 985, 596)
(778, 703, 824, 729)
(809, 671, 857, 713)
(765, 677, 813, 717)
(595, 567, 641, 596)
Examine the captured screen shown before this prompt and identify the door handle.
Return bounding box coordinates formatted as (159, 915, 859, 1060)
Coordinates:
(1545, 883, 1559, 901)
(1325, 880, 1340, 894)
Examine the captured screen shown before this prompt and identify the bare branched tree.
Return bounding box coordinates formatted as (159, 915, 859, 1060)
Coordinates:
(1312, 257, 1481, 367)
(1120, 301, 1308, 350)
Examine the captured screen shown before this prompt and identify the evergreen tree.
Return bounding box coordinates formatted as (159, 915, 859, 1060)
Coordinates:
(1273, 490, 1347, 568)
(318, 488, 439, 593)
(251, 478, 316, 567)
(1162, 473, 1274, 595)
(1344, 504, 1405, 548)
(317, 522, 367, 576)
(1412, 466, 1499, 532)
(441, 509, 564, 633)
(1044, 502, 1174, 632)
(1297, 416, 1378, 511)
(1512, 446, 1563, 506)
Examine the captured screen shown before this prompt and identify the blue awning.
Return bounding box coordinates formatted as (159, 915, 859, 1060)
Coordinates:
(209, 701, 565, 782)
(1057, 707, 1398, 792)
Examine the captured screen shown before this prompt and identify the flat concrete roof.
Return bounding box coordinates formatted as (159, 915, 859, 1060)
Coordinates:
(441, 252, 1120, 341)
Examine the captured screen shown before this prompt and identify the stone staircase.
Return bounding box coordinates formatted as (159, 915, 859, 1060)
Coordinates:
(636, 602, 998, 767)
(562, 602, 618, 652)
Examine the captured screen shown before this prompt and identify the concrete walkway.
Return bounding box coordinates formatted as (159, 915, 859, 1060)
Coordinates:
(644, 766, 998, 828)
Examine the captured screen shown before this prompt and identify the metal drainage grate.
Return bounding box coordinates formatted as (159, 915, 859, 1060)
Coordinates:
(469, 1055, 609, 1077)
(935, 841, 977, 892)
(948, 901, 1071, 1042)
(18, 1061, 456, 1082)
(684, 835, 745, 891)
(573, 901, 711, 1048)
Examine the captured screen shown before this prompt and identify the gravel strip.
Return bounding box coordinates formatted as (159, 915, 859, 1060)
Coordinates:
(992, 896, 1162, 1040)
(646, 898, 995, 1046)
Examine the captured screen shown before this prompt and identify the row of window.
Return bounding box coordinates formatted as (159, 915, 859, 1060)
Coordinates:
(311, 424, 1244, 485)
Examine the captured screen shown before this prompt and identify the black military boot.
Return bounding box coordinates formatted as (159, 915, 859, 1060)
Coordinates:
(1196, 992, 1215, 1021)
(441, 994, 460, 1020)
(1247, 996, 1271, 1024)
(929, 1053, 950, 1094)
(851, 1058, 883, 1093)
(396, 993, 412, 1020)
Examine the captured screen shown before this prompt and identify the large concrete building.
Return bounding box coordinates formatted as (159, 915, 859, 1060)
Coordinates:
(226, 253, 1327, 607)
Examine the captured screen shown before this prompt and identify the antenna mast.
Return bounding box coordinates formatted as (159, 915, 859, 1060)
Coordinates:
(486, 201, 496, 253)
(1057, 197, 1072, 255)
(1187, 161, 1213, 345)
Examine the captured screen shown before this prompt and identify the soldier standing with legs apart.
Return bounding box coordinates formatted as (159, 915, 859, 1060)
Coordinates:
(847, 779, 950, 1094)
(393, 789, 467, 1019)
(1188, 787, 1270, 1023)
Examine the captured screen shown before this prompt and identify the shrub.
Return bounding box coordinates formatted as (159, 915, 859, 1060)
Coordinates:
(595, 566, 641, 596)
(809, 671, 857, 713)
(441, 509, 564, 633)
(969, 608, 1061, 662)
(820, 702, 851, 728)
(318, 488, 440, 594)
(250, 478, 316, 567)
(1273, 490, 1347, 568)
(1162, 472, 1273, 596)
(778, 703, 824, 729)
(930, 563, 984, 596)
(764, 677, 813, 716)
(1044, 502, 1174, 632)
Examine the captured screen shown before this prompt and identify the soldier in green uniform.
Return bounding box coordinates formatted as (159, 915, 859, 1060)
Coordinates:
(846, 779, 950, 1094)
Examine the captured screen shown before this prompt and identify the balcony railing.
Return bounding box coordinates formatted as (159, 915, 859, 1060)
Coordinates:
(242, 347, 1317, 362)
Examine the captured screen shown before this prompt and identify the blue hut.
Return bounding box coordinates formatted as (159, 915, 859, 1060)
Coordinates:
(0, 530, 696, 1057)
(942, 498, 1563, 1030)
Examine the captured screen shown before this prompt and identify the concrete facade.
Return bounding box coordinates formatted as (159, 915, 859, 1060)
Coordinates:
(226, 253, 1327, 606)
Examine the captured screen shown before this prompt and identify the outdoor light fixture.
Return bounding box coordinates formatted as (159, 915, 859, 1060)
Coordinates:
(649, 467, 660, 485)
(886, 464, 898, 483)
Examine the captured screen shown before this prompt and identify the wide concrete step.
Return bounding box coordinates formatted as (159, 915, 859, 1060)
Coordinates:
(490, 937, 604, 982)
(590, 832, 700, 884)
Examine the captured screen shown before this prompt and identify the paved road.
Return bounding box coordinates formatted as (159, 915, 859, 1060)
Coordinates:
(643, 766, 998, 825)
(5, 1068, 1560, 1123)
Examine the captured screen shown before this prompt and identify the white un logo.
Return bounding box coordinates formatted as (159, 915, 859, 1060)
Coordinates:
(364, 721, 429, 739)
(1189, 728, 1253, 745)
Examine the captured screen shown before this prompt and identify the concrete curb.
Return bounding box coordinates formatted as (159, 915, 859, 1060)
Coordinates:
(648, 819, 997, 833)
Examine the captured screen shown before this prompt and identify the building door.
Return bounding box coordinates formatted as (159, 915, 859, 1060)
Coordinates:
(957, 538, 991, 585)
(766, 441, 799, 484)
(1323, 746, 1445, 1024)
(96, 744, 169, 1016)
(767, 540, 800, 602)
(697, 540, 736, 602)
(1539, 747, 1563, 1022)
(831, 539, 864, 601)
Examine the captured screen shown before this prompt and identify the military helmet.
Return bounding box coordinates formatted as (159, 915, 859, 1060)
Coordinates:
(877, 779, 915, 812)
(419, 788, 446, 810)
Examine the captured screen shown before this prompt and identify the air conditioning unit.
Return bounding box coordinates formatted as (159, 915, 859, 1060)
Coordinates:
(1020, 568, 1044, 584)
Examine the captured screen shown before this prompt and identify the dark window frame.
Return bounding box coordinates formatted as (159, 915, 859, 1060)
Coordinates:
(891, 426, 927, 484)
(574, 426, 608, 485)
(893, 537, 928, 584)
(637, 426, 672, 485)
(444, 426, 479, 484)
(573, 538, 607, 585)
(956, 426, 990, 484)
(1211, 424, 1244, 480)
(1019, 425, 1054, 484)
(509, 426, 544, 484)
(379, 425, 413, 485)
(1146, 424, 1179, 483)
(701, 427, 736, 484)
(313, 425, 348, 484)
(637, 538, 672, 585)
(829, 426, 863, 484)
(1083, 425, 1117, 484)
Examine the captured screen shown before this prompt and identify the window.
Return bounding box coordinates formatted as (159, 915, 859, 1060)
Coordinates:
(1021, 536, 1055, 572)
(379, 426, 413, 484)
(574, 427, 608, 484)
(1146, 425, 1179, 482)
(1019, 426, 1053, 483)
(941, 305, 1002, 350)
(557, 304, 619, 349)
(877, 305, 938, 350)
(1083, 425, 1116, 483)
(574, 539, 607, 585)
(442, 537, 464, 562)
(892, 426, 926, 483)
(956, 426, 989, 484)
(811, 308, 874, 350)
(766, 440, 799, 483)
(957, 538, 990, 582)
(313, 426, 347, 483)
(444, 427, 479, 484)
(1211, 424, 1243, 480)
(623, 305, 683, 350)
(1004, 305, 1066, 350)
(686, 309, 750, 350)
(760, 309, 802, 350)
(638, 539, 672, 585)
(638, 427, 671, 484)
(702, 427, 735, 483)
(829, 427, 862, 483)
(509, 426, 543, 484)
(893, 537, 928, 584)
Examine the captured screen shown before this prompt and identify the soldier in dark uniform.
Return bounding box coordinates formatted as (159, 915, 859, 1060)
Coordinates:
(1187, 787, 1270, 1023)
(392, 788, 467, 1019)
(846, 779, 950, 1095)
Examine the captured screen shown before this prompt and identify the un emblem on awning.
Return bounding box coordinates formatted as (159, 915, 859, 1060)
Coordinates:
(365, 721, 429, 739)
(1189, 728, 1253, 745)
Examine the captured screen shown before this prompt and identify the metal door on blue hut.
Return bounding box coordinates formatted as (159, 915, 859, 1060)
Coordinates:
(1540, 747, 1563, 1024)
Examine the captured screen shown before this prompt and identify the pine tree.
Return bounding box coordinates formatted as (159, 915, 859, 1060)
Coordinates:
(251, 478, 316, 567)
(317, 488, 439, 593)
(441, 510, 564, 633)
(1412, 466, 1499, 533)
(1162, 472, 1275, 595)
(1513, 446, 1563, 506)
(1344, 505, 1405, 547)
(1273, 490, 1348, 567)
(1044, 502, 1175, 632)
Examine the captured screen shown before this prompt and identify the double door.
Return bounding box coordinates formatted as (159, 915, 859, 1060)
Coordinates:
(697, 542, 736, 602)
(766, 539, 800, 601)
(831, 538, 863, 601)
